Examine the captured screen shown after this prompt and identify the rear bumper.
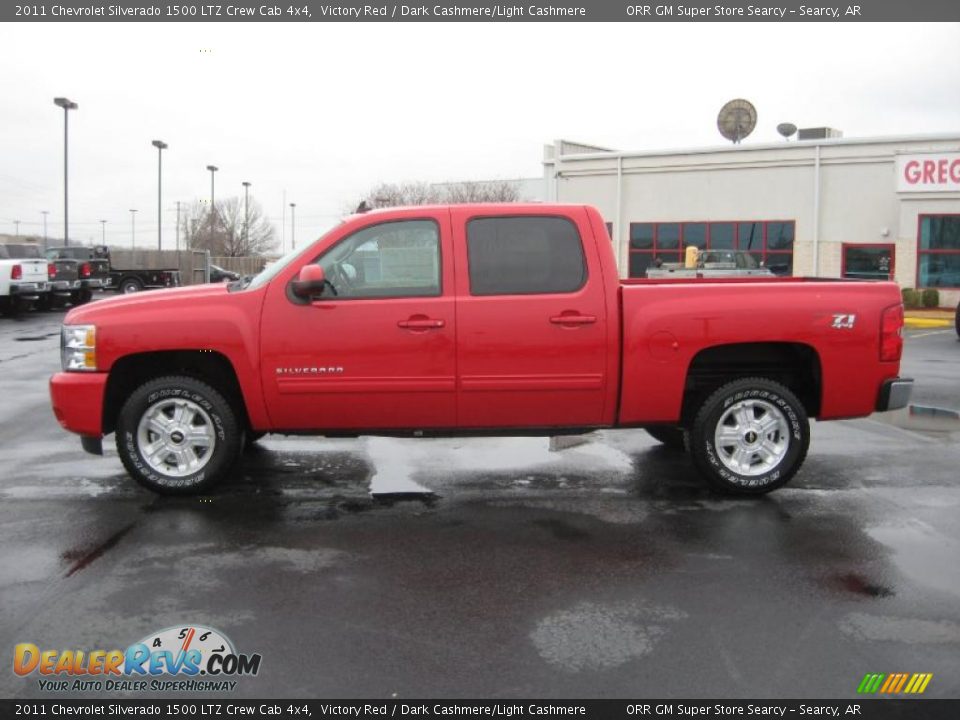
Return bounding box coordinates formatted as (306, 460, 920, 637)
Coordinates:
(11, 281, 49, 298)
(81, 278, 105, 289)
(876, 377, 914, 412)
(49, 372, 107, 438)
(51, 280, 80, 294)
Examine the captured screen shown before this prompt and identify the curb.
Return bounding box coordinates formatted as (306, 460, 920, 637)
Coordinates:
(904, 318, 953, 329)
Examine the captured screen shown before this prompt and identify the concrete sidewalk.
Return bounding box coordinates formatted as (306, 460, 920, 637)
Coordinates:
(904, 308, 955, 329)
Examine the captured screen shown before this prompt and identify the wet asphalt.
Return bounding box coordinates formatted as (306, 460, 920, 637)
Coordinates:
(0, 303, 958, 700)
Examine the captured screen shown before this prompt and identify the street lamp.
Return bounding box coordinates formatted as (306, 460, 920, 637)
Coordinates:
(241, 181, 251, 246)
(290, 202, 296, 249)
(41, 211, 49, 248)
(206, 165, 218, 234)
(100, 219, 106, 245)
(14, 220, 20, 238)
(129, 209, 138, 250)
(53, 97, 78, 246)
(152, 140, 168, 250)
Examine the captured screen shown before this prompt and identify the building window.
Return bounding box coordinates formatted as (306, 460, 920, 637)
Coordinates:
(627, 220, 795, 277)
(843, 244, 895, 280)
(918, 215, 960, 288)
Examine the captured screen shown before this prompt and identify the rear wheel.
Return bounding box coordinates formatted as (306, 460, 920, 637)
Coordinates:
(119, 278, 142, 294)
(688, 377, 809, 495)
(116, 376, 243, 495)
(645, 426, 687, 451)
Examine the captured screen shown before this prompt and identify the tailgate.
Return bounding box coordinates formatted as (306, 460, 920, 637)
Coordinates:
(53, 260, 78, 282)
(17, 260, 49, 283)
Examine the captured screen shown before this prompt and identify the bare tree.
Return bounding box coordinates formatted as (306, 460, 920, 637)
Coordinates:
(180, 197, 276, 256)
(354, 179, 521, 211)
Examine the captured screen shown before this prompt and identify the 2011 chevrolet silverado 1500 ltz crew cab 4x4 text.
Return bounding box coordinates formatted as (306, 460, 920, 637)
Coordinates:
(49, 204, 912, 496)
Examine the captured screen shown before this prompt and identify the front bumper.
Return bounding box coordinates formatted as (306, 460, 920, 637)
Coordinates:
(49, 371, 108, 439)
(876, 377, 914, 412)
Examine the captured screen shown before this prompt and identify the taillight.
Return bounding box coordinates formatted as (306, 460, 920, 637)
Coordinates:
(880, 304, 904, 362)
(11, 264, 22, 280)
(48, 263, 57, 279)
(81, 262, 91, 278)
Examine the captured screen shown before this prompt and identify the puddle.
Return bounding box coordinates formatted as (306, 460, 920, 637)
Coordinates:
(874, 404, 960, 436)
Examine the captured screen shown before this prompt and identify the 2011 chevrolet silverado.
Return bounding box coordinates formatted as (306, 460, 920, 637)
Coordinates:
(49, 204, 912, 496)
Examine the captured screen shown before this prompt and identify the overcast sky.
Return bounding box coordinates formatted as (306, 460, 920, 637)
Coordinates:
(1, 22, 958, 251)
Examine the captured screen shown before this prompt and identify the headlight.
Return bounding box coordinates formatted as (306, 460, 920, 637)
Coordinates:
(61, 324, 97, 371)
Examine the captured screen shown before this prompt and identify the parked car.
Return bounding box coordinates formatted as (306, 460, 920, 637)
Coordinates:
(0, 244, 52, 315)
(209, 263, 240, 283)
(46, 245, 110, 305)
(50, 204, 911, 496)
(645, 250, 774, 278)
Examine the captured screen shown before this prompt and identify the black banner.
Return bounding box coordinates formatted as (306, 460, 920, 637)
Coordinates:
(2, 700, 960, 720)
(5, 0, 960, 23)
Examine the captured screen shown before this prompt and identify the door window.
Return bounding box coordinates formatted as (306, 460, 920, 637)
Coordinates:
(314, 220, 441, 298)
(466, 216, 586, 295)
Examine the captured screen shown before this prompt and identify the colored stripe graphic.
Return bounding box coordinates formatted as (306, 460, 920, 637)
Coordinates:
(857, 672, 932, 694)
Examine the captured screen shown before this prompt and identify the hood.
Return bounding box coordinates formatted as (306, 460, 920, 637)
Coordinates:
(64, 283, 230, 324)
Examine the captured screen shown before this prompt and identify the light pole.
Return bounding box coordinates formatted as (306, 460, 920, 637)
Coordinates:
(100, 219, 106, 245)
(14, 220, 20, 238)
(129, 209, 137, 250)
(152, 140, 168, 250)
(41, 211, 49, 248)
(206, 165, 218, 237)
(290, 202, 296, 249)
(242, 181, 251, 248)
(53, 97, 78, 246)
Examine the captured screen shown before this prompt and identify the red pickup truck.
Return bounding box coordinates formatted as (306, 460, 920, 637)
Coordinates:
(50, 204, 912, 496)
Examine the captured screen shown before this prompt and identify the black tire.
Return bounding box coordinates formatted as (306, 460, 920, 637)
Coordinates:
(688, 377, 809, 495)
(645, 426, 687, 451)
(116, 376, 243, 495)
(119, 278, 142, 294)
(35, 294, 52, 311)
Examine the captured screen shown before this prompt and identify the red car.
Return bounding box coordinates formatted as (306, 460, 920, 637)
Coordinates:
(50, 204, 911, 496)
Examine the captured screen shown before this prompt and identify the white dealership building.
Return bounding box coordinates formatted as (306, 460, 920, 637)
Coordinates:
(541, 133, 960, 306)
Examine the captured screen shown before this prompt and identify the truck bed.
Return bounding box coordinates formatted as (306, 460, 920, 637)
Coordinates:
(617, 277, 904, 425)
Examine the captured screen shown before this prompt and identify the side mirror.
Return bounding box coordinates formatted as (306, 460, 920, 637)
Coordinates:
(291, 264, 327, 298)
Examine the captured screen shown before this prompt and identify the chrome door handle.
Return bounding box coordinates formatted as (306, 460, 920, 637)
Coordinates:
(549, 314, 596, 326)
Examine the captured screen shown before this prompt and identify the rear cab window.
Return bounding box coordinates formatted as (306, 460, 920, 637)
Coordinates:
(466, 216, 587, 295)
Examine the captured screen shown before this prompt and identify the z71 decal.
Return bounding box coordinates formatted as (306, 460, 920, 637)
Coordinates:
(832, 314, 856, 329)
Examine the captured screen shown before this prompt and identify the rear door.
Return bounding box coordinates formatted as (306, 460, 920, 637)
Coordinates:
(451, 208, 609, 428)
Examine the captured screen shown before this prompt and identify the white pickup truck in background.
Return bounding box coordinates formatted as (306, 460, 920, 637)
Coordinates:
(0, 244, 51, 316)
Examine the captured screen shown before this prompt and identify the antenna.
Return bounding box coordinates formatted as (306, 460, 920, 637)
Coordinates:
(776, 122, 798, 141)
(717, 99, 757, 144)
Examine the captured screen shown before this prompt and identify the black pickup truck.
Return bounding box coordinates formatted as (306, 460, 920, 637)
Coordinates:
(46, 245, 111, 304)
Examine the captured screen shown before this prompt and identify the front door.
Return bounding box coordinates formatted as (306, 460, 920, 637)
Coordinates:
(260, 213, 457, 430)
(451, 208, 610, 428)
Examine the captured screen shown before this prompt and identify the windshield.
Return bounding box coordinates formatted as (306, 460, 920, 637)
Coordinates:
(242, 223, 343, 291)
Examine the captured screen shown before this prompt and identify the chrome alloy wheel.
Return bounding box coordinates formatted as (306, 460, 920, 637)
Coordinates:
(136, 398, 216, 478)
(713, 398, 789, 477)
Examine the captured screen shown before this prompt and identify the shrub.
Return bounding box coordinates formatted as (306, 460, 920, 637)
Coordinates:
(901, 288, 920, 309)
(921, 288, 940, 309)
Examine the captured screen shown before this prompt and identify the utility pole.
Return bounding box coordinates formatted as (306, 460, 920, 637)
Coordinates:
(130, 209, 137, 250)
(206, 165, 218, 239)
(41, 211, 49, 248)
(242, 181, 251, 249)
(175, 201, 181, 257)
(53, 97, 78, 246)
(152, 140, 168, 250)
(100, 219, 106, 245)
(14, 220, 20, 238)
(290, 203, 296, 249)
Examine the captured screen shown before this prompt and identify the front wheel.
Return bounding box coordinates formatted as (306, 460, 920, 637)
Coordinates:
(688, 378, 809, 495)
(116, 376, 243, 495)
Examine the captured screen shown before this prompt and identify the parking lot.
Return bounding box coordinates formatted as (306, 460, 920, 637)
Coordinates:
(0, 303, 958, 699)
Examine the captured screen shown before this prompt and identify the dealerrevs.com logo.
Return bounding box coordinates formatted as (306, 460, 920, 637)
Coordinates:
(13, 625, 261, 693)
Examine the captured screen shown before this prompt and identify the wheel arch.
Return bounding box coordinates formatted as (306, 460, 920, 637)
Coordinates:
(681, 342, 822, 425)
(102, 350, 251, 435)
